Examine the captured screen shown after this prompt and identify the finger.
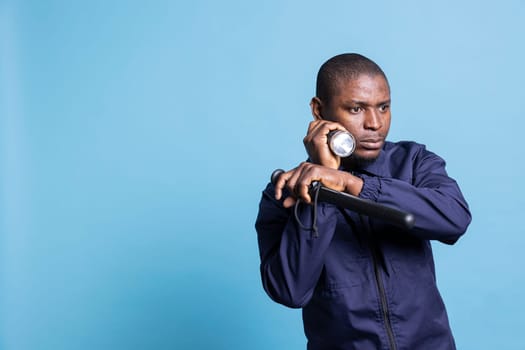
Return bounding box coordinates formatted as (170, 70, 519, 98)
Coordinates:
(283, 196, 297, 208)
(289, 163, 315, 204)
(274, 170, 292, 200)
(314, 121, 348, 138)
(304, 120, 328, 144)
(285, 165, 305, 198)
(296, 167, 319, 204)
(304, 120, 349, 148)
(306, 120, 324, 136)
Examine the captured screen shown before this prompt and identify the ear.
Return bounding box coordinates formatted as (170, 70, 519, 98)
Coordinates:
(310, 97, 323, 121)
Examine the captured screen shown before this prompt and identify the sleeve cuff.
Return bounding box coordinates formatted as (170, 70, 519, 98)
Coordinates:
(357, 174, 381, 202)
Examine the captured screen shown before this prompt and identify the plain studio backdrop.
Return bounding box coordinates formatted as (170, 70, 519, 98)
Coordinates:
(1, 0, 524, 349)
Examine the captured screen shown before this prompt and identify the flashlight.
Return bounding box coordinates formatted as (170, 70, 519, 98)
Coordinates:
(328, 131, 356, 157)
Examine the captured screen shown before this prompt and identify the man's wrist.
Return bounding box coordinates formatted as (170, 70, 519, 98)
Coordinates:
(343, 173, 364, 196)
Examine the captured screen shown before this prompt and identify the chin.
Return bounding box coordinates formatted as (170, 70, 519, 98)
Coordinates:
(343, 151, 380, 168)
(357, 148, 382, 160)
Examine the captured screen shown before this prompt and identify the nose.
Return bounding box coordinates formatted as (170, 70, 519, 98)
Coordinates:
(363, 109, 382, 130)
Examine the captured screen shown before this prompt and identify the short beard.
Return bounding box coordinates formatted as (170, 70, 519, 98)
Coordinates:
(342, 154, 378, 170)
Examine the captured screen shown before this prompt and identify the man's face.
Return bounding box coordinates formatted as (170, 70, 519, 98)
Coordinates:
(320, 74, 391, 162)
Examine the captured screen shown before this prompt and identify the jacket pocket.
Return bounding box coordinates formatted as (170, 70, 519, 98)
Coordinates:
(316, 256, 371, 299)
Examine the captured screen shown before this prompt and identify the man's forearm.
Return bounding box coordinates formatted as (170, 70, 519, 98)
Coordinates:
(256, 188, 338, 308)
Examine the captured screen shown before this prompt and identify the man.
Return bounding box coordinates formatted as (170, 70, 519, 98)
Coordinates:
(255, 53, 471, 350)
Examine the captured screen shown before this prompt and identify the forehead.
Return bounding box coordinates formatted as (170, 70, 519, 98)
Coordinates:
(332, 74, 390, 103)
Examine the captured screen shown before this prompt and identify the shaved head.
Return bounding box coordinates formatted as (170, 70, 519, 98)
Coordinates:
(316, 53, 389, 103)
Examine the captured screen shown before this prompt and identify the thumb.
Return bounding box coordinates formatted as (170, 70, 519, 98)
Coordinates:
(283, 196, 297, 208)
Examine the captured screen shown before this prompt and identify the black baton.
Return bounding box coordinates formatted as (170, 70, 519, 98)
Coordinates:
(271, 169, 415, 230)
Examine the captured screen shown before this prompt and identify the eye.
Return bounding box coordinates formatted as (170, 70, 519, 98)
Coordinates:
(379, 104, 390, 112)
(349, 106, 362, 114)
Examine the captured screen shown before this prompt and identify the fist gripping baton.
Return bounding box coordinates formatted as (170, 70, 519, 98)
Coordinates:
(271, 169, 415, 230)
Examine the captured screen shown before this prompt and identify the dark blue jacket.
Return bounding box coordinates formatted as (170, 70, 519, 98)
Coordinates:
(255, 141, 471, 350)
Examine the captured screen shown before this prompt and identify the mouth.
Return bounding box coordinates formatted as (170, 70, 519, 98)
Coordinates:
(358, 138, 384, 150)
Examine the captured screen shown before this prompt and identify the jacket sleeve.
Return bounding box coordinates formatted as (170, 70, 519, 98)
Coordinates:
(254, 185, 338, 308)
(358, 146, 471, 244)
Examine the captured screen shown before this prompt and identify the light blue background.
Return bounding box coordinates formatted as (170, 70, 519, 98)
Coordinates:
(1, 0, 524, 349)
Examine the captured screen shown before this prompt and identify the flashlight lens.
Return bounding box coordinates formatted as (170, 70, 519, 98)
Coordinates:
(329, 131, 355, 157)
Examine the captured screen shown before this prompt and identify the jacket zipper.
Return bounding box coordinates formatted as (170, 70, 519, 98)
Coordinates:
(358, 209, 397, 350)
(371, 247, 397, 350)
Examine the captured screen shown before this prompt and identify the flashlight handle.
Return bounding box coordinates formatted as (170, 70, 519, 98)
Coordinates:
(270, 169, 415, 230)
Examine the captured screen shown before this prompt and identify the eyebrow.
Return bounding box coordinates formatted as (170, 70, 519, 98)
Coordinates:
(343, 99, 391, 107)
